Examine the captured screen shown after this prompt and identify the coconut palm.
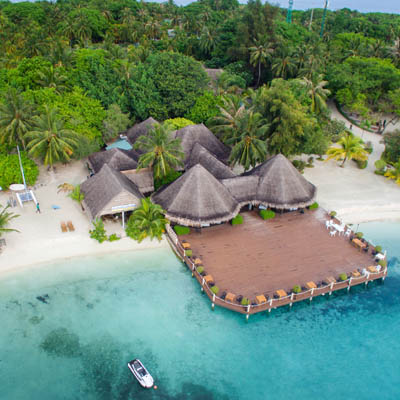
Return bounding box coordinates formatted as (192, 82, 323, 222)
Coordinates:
(300, 75, 331, 114)
(384, 159, 400, 185)
(36, 66, 69, 93)
(68, 184, 85, 210)
(0, 89, 35, 149)
(325, 132, 369, 167)
(125, 198, 168, 242)
(134, 124, 184, 179)
(199, 26, 218, 55)
(26, 106, 79, 168)
(249, 39, 274, 87)
(210, 95, 246, 143)
(228, 111, 269, 171)
(271, 48, 296, 79)
(57, 183, 74, 193)
(0, 204, 19, 237)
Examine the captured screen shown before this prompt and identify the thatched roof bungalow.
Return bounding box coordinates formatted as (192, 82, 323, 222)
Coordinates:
(152, 164, 240, 227)
(186, 143, 235, 179)
(221, 175, 259, 207)
(245, 154, 316, 209)
(126, 117, 159, 146)
(88, 148, 139, 173)
(174, 124, 230, 164)
(81, 164, 143, 220)
(121, 168, 154, 194)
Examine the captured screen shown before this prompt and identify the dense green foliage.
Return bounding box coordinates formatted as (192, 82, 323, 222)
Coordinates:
(382, 130, 400, 164)
(89, 218, 107, 243)
(0, 151, 38, 190)
(186, 91, 223, 124)
(164, 118, 195, 130)
(0, 204, 19, 237)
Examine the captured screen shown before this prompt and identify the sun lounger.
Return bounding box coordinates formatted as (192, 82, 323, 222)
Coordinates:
(256, 294, 267, 304)
(67, 221, 75, 232)
(305, 281, 317, 290)
(275, 289, 287, 298)
(60, 222, 68, 233)
(225, 292, 235, 302)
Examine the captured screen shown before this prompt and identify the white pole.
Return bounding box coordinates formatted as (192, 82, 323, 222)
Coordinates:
(122, 211, 125, 229)
(17, 145, 27, 190)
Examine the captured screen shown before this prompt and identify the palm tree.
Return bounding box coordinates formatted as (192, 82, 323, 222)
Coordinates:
(68, 184, 85, 210)
(36, 66, 69, 93)
(125, 198, 168, 243)
(384, 160, 400, 185)
(210, 95, 247, 143)
(0, 204, 19, 237)
(325, 132, 369, 167)
(271, 49, 296, 79)
(0, 89, 35, 149)
(300, 75, 331, 114)
(26, 106, 79, 168)
(134, 124, 184, 179)
(249, 39, 274, 87)
(228, 111, 269, 171)
(199, 26, 218, 56)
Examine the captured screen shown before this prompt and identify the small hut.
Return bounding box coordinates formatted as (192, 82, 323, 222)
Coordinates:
(88, 148, 139, 173)
(81, 164, 143, 225)
(174, 124, 230, 164)
(126, 117, 159, 146)
(186, 143, 236, 179)
(221, 175, 259, 208)
(152, 164, 240, 227)
(246, 154, 317, 209)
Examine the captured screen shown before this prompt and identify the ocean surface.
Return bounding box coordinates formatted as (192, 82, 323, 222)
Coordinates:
(0, 221, 399, 399)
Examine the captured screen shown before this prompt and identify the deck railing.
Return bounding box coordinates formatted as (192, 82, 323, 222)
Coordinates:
(164, 224, 388, 317)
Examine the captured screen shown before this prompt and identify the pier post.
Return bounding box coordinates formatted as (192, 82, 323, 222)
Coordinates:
(201, 277, 205, 292)
(211, 294, 215, 310)
(268, 299, 273, 314)
(347, 277, 352, 292)
(365, 272, 370, 286)
(246, 304, 250, 321)
(329, 282, 334, 295)
(290, 293, 294, 308)
(309, 288, 314, 303)
(191, 263, 195, 277)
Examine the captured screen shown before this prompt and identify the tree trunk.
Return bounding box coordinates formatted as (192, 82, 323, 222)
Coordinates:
(341, 156, 347, 167)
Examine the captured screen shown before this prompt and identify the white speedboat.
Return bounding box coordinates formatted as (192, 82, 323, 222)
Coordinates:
(127, 359, 154, 388)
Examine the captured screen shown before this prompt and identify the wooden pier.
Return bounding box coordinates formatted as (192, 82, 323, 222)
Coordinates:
(165, 209, 387, 317)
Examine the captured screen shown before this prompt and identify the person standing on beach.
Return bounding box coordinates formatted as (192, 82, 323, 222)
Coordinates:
(36, 202, 41, 213)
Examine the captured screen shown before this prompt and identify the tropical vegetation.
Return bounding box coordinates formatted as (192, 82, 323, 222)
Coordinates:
(0, 204, 19, 237)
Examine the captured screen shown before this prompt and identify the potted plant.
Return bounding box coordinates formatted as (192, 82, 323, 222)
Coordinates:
(355, 232, 363, 239)
(339, 273, 348, 281)
(329, 211, 337, 219)
(292, 285, 301, 294)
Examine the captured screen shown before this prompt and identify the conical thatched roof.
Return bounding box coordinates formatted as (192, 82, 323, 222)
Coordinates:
(186, 143, 236, 179)
(81, 164, 143, 219)
(221, 175, 259, 206)
(126, 117, 158, 145)
(122, 168, 154, 194)
(245, 154, 316, 209)
(88, 148, 139, 173)
(174, 123, 230, 163)
(152, 164, 240, 227)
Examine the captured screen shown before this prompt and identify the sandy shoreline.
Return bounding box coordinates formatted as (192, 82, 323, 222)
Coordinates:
(1, 105, 400, 275)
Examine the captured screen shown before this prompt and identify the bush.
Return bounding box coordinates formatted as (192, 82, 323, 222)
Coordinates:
(329, 211, 337, 218)
(108, 233, 121, 242)
(0, 151, 39, 190)
(339, 273, 348, 281)
(378, 260, 387, 267)
(292, 159, 306, 173)
(308, 202, 319, 210)
(197, 266, 204, 274)
(241, 297, 250, 306)
(355, 159, 368, 169)
(260, 209, 275, 220)
(89, 218, 107, 243)
(185, 249, 193, 257)
(174, 225, 190, 235)
(356, 232, 363, 239)
(210, 286, 219, 295)
(292, 285, 301, 294)
(374, 159, 386, 175)
(185, 91, 223, 124)
(231, 214, 243, 225)
(375, 245, 382, 253)
(364, 141, 373, 154)
(163, 118, 194, 130)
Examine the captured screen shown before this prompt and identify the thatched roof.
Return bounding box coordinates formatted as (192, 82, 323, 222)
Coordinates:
(245, 154, 316, 209)
(186, 143, 236, 179)
(81, 164, 143, 219)
(88, 148, 139, 173)
(152, 164, 240, 227)
(122, 168, 154, 194)
(174, 123, 230, 163)
(126, 117, 159, 145)
(221, 175, 259, 206)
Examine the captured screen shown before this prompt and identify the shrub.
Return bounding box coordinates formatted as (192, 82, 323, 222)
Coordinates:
(196, 266, 204, 274)
(108, 233, 121, 242)
(378, 260, 387, 267)
(89, 218, 107, 243)
(375, 245, 382, 253)
(185, 249, 193, 257)
(210, 286, 219, 295)
(292, 285, 301, 294)
(329, 211, 337, 218)
(355, 159, 368, 169)
(374, 159, 386, 175)
(355, 232, 363, 239)
(231, 214, 243, 225)
(174, 225, 190, 235)
(164, 117, 194, 130)
(339, 273, 348, 281)
(292, 159, 306, 173)
(260, 209, 275, 220)
(364, 141, 373, 154)
(241, 297, 250, 306)
(308, 202, 319, 210)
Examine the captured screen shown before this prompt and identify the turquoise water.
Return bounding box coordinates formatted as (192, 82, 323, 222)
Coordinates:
(0, 222, 399, 399)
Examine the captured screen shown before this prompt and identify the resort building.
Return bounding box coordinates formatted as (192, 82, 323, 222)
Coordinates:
(126, 117, 159, 148)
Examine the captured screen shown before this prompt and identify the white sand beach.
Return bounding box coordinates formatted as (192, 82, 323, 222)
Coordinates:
(1, 103, 399, 273)
(0, 161, 168, 275)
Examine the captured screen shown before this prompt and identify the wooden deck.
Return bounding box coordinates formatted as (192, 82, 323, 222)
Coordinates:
(167, 209, 387, 315)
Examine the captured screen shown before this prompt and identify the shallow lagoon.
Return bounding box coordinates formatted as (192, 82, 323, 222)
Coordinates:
(0, 221, 399, 399)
